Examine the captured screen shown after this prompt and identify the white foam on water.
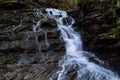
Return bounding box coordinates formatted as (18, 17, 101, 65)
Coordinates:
(36, 8, 120, 80)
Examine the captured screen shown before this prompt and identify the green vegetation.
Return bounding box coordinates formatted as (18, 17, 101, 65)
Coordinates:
(117, 0, 120, 8)
(70, 0, 78, 5)
(103, 0, 120, 34)
(111, 19, 120, 33)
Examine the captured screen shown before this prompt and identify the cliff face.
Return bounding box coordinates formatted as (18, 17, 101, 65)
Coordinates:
(0, 0, 120, 80)
(0, 8, 65, 80)
(0, 0, 79, 10)
(72, 0, 120, 74)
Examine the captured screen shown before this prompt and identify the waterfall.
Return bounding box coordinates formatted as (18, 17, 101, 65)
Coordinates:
(18, 16, 50, 64)
(36, 8, 120, 80)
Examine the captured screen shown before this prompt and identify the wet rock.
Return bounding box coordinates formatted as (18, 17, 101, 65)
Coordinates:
(67, 69, 77, 80)
(1, 50, 63, 80)
(0, 1, 120, 79)
(68, 0, 120, 74)
(0, 1, 28, 10)
(0, 9, 65, 80)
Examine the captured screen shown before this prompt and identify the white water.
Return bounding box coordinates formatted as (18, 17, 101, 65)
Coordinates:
(33, 19, 50, 53)
(36, 8, 120, 80)
(18, 18, 50, 64)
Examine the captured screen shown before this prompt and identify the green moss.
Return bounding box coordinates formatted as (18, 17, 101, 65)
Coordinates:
(116, 19, 120, 25)
(111, 28, 119, 33)
(117, 0, 120, 8)
(109, 19, 120, 34)
(25, 4, 33, 8)
(70, 0, 78, 5)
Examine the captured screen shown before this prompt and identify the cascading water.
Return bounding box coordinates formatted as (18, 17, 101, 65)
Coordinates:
(18, 16, 50, 64)
(35, 8, 120, 80)
(33, 19, 50, 53)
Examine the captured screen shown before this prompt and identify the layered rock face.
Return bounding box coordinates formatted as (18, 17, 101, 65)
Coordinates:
(71, 0, 120, 74)
(0, 0, 120, 80)
(0, 9, 65, 80)
(0, 0, 79, 10)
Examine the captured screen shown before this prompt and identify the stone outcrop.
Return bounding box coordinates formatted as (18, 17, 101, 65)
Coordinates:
(70, 0, 120, 74)
(0, 0, 120, 80)
(0, 9, 65, 80)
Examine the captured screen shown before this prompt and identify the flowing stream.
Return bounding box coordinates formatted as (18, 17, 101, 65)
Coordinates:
(36, 8, 120, 80)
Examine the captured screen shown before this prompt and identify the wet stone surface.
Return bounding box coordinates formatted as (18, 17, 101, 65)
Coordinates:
(0, 9, 65, 80)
